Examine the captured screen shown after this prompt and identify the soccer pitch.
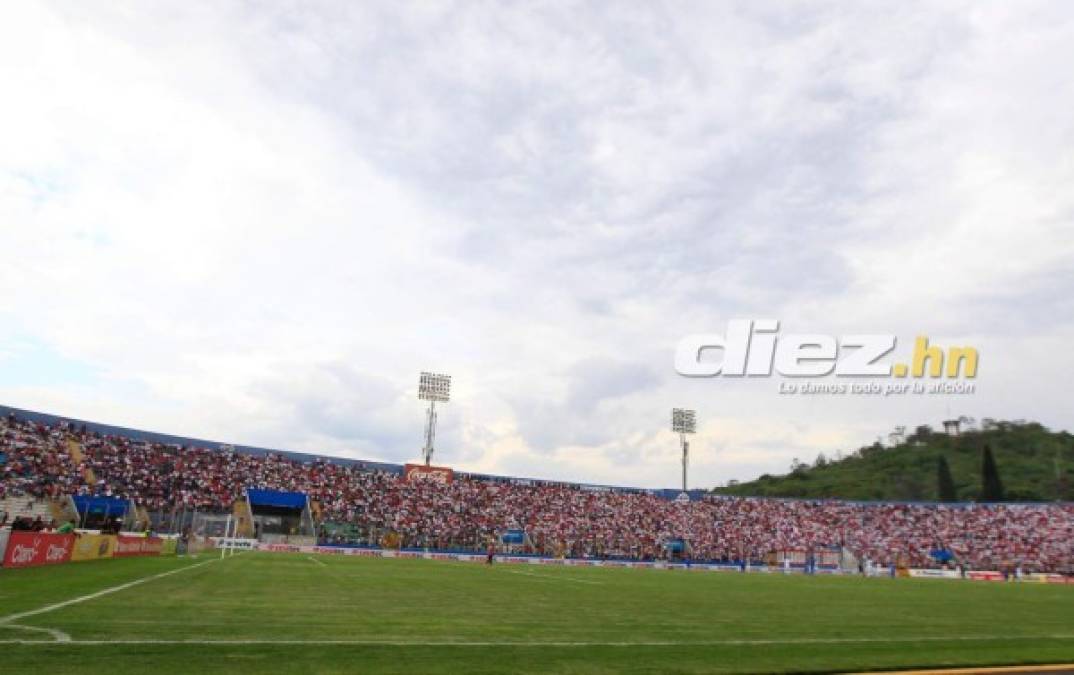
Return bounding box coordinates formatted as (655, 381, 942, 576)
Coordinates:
(2, 553, 1073, 674)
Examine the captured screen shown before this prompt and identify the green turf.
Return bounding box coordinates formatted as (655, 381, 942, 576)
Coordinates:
(1, 552, 1073, 673)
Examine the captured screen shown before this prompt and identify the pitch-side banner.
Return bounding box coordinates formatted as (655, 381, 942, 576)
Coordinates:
(404, 463, 454, 484)
(967, 570, 1004, 582)
(1026, 573, 1074, 585)
(114, 535, 164, 558)
(908, 568, 960, 579)
(212, 537, 258, 550)
(2, 531, 75, 568)
(254, 544, 1064, 583)
(71, 534, 118, 562)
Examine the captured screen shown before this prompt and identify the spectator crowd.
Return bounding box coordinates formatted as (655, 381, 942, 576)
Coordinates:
(3, 413, 1073, 572)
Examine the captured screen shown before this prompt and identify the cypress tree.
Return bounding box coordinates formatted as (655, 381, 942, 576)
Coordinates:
(980, 444, 1005, 502)
(937, 455, 957, 502)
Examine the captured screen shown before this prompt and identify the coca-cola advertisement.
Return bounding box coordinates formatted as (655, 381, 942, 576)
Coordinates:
(2, 531, 75, 568)
(404, 463, 454, 484)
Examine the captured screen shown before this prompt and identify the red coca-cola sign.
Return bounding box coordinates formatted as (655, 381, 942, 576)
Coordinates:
(2, 531, 75, 568)
(404, 463, 454, 484)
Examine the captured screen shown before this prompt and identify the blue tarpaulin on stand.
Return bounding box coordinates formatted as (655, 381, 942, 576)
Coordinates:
(73, 495, 129, 517)
(501, 529, 525, 544)
(930, 548, 955, 562)
(664, 538, 686, 553)
(246, 489, 308, 509)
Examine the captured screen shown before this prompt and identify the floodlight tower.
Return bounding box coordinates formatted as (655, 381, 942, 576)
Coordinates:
(671, 408, 696, 493)
(418, 372, 451, 466)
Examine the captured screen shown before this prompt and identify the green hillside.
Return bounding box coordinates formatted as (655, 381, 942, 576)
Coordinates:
(714, 420, 1074, 502)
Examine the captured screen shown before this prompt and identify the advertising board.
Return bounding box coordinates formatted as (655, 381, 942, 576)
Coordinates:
(967, 570, 1004, 582)
(908, 568, 961, 579)
(212, 537, 257, 550)
(404, 463, 454, 484)
(114, 535, 164, 558)
(2, 531, 75, 568)
(71, 533, 117, 562)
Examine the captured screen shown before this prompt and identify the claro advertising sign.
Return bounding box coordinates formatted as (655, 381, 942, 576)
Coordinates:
(2, 531, 75, 568)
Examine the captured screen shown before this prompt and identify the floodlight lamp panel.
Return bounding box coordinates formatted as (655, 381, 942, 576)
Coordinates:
(672, 408, 697, 434)
(418, 371, 452, 402)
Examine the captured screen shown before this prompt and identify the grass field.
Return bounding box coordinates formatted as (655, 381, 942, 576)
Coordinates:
(1, 552, 1073, 674)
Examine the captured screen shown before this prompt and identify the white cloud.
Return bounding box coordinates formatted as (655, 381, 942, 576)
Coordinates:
(1, 1, 1072, 489)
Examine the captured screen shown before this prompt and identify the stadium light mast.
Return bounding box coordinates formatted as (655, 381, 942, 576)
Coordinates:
(671, 408, 696, 493)
(418, 372, 451, 466)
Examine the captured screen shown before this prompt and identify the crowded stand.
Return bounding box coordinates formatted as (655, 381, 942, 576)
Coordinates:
(0, 415, 80, 500)
(2, 412, 1073, 572)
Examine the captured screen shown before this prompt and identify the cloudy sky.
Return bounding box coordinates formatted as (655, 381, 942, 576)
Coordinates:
(2, 2, 1073, 489)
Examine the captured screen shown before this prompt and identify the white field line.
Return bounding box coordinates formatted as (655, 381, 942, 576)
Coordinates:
(1, 634, 1074, 646)
(2, 623, 71, 642)
(505, 569, 603, 585)
(0, 558, 217, 633)
(307, 556, 327, 567)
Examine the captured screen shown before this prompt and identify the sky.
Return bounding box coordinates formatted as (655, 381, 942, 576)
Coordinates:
(1, 2, 1073, 489)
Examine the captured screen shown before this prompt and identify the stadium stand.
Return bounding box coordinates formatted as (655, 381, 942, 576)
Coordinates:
(1, 406, 1072, 572)
(0, 496, 55, 528)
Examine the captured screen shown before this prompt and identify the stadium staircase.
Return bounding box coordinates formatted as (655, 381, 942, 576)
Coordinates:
(49, 495, 79, 524)
(839, 547, 861, 573)
(134, 505, 151, 531)
(232, 499, 255, 538)
(67, 437, 97, 485)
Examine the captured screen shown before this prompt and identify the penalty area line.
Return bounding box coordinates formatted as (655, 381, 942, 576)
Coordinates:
(2, 635, 1074, 647)
(1, 624, 72, 642)
(0, 557, 218, 634)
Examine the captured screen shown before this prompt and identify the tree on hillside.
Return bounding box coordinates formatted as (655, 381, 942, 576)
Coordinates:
(1054, 451, 1072, 502)
(908, 425, 934, 443)
(896, 474, 927, 501)
(937, 456, 957, 502)
(980, 444, 1005, 502)
(712, 419, 1069, 502)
